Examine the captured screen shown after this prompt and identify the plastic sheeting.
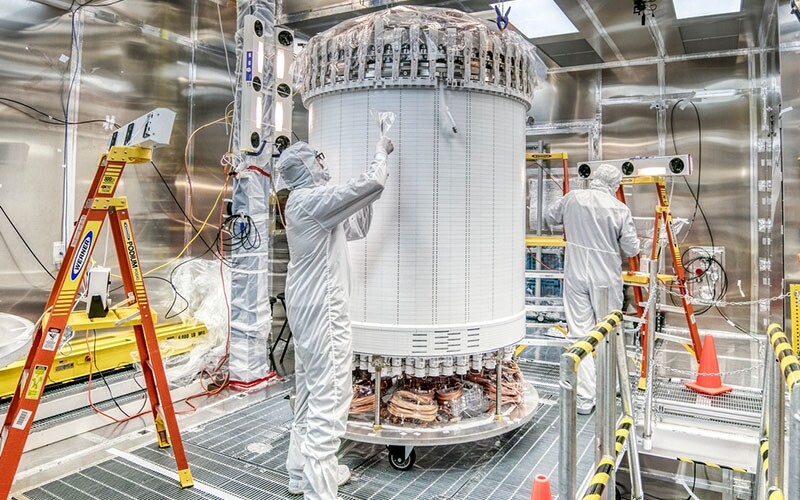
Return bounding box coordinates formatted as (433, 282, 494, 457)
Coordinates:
(0, 313, 34, 369)
(157, 259, 232, 387)
(228, 0, 276, 383)
(228, 170, 272, 383)
(295, 5, 547, 107)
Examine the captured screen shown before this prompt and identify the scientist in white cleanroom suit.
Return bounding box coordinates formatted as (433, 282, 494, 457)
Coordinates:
(277, 138, 393, 499)
(545, 163, 640, 415)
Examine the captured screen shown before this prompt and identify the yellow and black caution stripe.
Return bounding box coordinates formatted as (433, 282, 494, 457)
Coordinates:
(676, 457, 748, 474)
(767, 323, 800, 391)
(615, 416, 634, 456)
(566, 310, 624, 368)
(760, 438, 769, 475)
(582, 456, 616, 500)
(768, 487, 784, 500)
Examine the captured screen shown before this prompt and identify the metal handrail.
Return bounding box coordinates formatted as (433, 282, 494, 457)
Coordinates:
(755, 323, 800, 499)
(560, 295, 642, 500)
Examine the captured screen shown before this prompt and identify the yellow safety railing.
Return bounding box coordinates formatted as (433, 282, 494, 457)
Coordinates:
(560, 291, 642, 500)
(756, 324, 800, 499)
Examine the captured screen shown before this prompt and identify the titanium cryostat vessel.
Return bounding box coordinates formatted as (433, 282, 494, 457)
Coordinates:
(296, 5, 545, 464)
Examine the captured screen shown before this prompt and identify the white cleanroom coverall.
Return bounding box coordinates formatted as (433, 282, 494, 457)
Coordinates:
(544, 163, 640, 406)
(278, 139, 392, 500)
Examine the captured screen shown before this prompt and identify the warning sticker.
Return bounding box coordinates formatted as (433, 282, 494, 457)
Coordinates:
(12, 409, 32, 430)
(25, 365, 48, 400)
(43, 328, 61, 351)
(70, 215, 87, 247)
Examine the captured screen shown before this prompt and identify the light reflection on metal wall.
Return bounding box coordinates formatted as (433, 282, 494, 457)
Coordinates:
(0, 1, 237, 321)
(779, 2, 800, 330)
(530, 55, 763, 334)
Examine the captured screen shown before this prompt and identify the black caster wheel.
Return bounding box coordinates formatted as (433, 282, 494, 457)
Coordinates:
(387, 445, 415, 471)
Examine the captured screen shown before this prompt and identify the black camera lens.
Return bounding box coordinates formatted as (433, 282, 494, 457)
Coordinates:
(669, 157, 685, 174)
(622, 161, 634, 176)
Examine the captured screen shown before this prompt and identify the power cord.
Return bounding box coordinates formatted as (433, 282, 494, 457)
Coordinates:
(0, 203, 56, 280)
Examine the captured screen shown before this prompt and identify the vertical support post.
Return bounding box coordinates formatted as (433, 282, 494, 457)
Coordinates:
(788, 383, 800, 500)
(756, 340, 773, 500)
(643, 258, 658, 450)
(495, 349, 504, 421)
(62, 8, 84, 246)
(560, 354, 578, 500)
(768, 353, 785, 492)
(600, 287, 616, 498)
(615, 320, 643, 499)
(535, 163, 544, 298)
(373, 356, 383, 431)
(595, 287, 609, 466)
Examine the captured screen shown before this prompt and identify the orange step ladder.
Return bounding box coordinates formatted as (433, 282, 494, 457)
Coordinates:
(0, 145, 193, 497)
(616, 176, 703, 388)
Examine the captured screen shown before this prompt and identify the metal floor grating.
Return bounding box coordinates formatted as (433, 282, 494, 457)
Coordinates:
(22, 359, 595, 500)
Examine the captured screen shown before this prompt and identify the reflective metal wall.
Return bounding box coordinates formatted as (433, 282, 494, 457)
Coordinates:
(780, 1, 800, 332)
(0, 1, 237, 321)
(529, 52, 774, 333)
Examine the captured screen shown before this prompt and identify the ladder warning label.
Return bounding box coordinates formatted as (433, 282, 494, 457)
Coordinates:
(25, 365, 48, 400)
(43, 328, 60, 351)
(12, 409, 32, 430)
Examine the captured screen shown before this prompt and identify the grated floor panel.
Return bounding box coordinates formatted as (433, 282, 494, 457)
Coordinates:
(23, 355, 595, 500)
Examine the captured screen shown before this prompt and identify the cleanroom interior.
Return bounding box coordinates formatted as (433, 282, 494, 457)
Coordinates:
(1, 0, 799, 499)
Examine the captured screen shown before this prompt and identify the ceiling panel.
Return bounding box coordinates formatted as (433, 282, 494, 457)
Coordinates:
(280, 0, 772, 68)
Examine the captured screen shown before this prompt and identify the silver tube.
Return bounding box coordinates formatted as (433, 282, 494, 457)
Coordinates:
(595, 289, 607, 468)
(755, 342, 772, 500)
(643, 258, 658, 450)
(788, 383, 800, 500)
(560, 354, 578, 500)
(600, 287, 616, 499)
(495, 350, 503, 421)
(373, 357, 383, 431)
(615, 322, 643, 499)
(768, 355, 785, 491)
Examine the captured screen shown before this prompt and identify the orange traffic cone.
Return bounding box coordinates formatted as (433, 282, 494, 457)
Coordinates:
(531, 474, 552, 500)
(685, 336, 732, 396)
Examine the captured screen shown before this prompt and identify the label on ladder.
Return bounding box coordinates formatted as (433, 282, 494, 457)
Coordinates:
(25, 366, 48, 400)
(43, 328, 60, 352)
(11, 410, 32, 430)
(70, 215, 87, 247)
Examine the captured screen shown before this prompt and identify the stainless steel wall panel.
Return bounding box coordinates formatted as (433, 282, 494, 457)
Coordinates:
(0, 2, 237, 321)
(665, 56, 750, 94)
(599, 104, 660, 159)
(530, 70, 598, 124)
(601, 65, 658, 99)
(779, 2, 800, 327)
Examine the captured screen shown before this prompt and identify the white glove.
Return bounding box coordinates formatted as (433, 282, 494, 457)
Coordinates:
(376, 137, 394, 156)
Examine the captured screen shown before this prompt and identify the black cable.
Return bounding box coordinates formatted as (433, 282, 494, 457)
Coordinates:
(670, 99, 709, 249)
(91, 329, 147, 417)
(685, 462, 697, 500)
(0, 97, 116, 127)
(0, 204, 56, 280)
(149, 160, 231, 263)
(142, 275, 190, 319)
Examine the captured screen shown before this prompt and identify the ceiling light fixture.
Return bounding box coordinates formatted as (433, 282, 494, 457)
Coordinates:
(672, 0, 741, 20)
